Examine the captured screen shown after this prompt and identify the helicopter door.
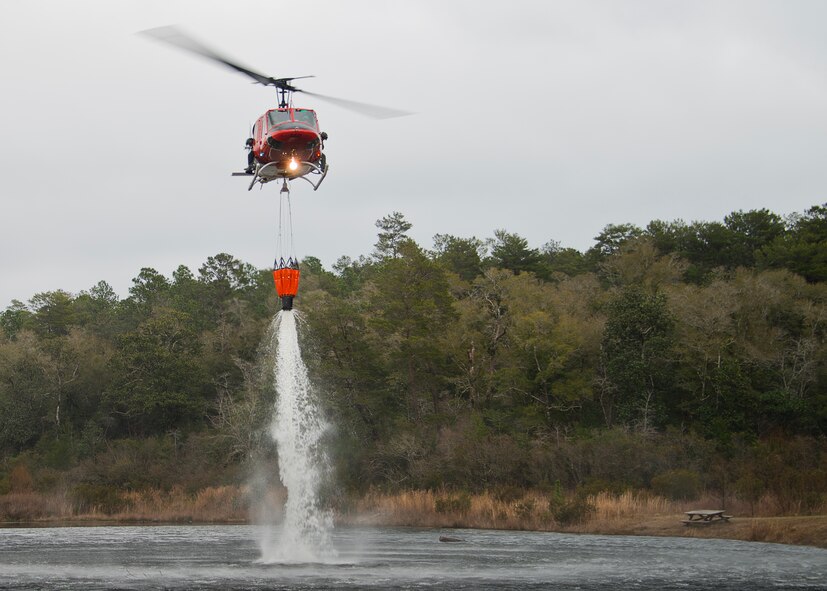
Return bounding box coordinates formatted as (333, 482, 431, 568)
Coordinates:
(253, 118, 265, 157)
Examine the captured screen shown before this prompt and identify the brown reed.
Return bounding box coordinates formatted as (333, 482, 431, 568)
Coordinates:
(342, 489, 827, 548)
(0, 491, 74, 521)
(0, 486, 251, 524)
(2, 487, 824, 548)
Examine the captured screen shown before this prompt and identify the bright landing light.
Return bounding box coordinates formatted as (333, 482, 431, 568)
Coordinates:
(288, 158, 298, 171)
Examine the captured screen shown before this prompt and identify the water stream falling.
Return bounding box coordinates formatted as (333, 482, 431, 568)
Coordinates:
(258, 310, 334, 563)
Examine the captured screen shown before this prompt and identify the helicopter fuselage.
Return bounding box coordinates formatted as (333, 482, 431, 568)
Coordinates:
(251, 107, 324, 180)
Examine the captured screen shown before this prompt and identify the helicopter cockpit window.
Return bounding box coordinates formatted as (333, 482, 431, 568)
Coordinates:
(293, 109, 318, 127)
(267, 110, 291, 128)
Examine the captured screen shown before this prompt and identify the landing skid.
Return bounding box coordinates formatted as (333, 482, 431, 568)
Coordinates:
(230, 161, 329, 192)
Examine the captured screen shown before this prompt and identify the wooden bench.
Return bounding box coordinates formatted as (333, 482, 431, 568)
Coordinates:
(682, 509, 732, 526)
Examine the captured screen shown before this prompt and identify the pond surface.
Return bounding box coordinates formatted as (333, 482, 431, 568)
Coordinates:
(0, 524, 825, 590)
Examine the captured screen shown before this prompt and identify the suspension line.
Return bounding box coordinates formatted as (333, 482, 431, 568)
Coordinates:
(275, 179, 296, 266)
(287, 190, 296, 261)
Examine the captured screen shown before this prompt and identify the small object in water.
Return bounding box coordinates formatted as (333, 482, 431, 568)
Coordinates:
(439, 535, 464, 543)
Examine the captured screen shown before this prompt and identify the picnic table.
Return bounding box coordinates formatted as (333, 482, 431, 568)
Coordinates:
(682, 510, 732, 526)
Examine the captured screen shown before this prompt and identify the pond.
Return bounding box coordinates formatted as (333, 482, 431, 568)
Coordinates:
(0, 524, 825, 590)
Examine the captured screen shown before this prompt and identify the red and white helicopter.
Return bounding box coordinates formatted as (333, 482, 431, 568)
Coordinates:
(141, 26, 409, 192)
(140, 26, 410, 311)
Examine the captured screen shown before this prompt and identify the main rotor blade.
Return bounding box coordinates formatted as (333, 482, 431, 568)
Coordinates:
(140, 26, 410, 118)
(139, 25, 277, 86)
(299, 90, 413, 119)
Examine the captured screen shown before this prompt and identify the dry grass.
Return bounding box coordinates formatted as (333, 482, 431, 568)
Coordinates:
(113, 485, 249, 522)
(0, 492, 74, 521)
(740, 516, 827, 547)
(342, 489, 827, 549)
(2, 487, 824, 549)
(347, 490, 548, 530)
(0, 486, 251, 524)
(347, 489, 678, 531)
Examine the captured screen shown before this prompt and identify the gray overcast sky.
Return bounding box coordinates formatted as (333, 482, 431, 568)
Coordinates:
(2, 0, 826, 308)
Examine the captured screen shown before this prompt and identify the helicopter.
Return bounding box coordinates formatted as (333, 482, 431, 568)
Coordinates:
(140, 27, 410, 310)
(140, 26, 410, 192)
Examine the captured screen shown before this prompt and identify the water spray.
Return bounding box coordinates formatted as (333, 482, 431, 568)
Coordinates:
(259, 311, 334, 563)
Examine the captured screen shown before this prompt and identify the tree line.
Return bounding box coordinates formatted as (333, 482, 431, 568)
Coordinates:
(1, 205, 825, 507)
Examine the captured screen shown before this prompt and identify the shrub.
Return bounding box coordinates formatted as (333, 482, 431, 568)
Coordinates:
(72, 483, 128, 514)
(9, 465, 33, 493)
(515, 498, 535, 519)
(550, 480, 565, 508)
(651, 469, 701, 500)
(491, 484, 523, 503)
(551, 497, 594, 526)
(735, 474, 765, 515)
(576, 478, 629, 499)
(434, 492, 471, 514)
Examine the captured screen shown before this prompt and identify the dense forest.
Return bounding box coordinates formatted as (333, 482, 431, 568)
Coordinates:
(1, 204, 826, 513)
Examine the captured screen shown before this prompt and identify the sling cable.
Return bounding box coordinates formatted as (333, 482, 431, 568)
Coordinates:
(273, 181, 300, 311)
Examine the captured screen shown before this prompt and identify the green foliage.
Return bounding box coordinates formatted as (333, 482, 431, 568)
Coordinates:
(77, 421, 105, 459)
(723, 209, 786, 268)
(489, 230, 543, 275)
(73, 281, 119, 329)
(0, 205, 825, 513)
(0, 331, 52, 452)
(35, 435, 74, 470)
(374, 211, 412, 260)
(432, 234, 485, 280)
(589, 223, 644, 258)
(0, 300, 32, 339)
(109, 309, 208, 434)
(645, 209, 788, 282)
(332, 255, 374, 294)
(541, 241, 592, 278)
(759, 204, 827, 282)
(129, 267, 170, 309)
(369, 238, 456, 419)
(601, 287, 674, 429)
(28, 291, 76, 337)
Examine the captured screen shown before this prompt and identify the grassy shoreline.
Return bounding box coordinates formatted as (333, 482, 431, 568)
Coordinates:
(2, 487, 825, 549)
(344, 490, 827, 549)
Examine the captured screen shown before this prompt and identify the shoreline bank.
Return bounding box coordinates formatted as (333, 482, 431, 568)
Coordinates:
(2, 514, 825, 550)
(2, 487, 825, 550)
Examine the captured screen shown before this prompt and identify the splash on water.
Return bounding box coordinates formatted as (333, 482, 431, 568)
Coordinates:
(258, 310, 334, 563)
